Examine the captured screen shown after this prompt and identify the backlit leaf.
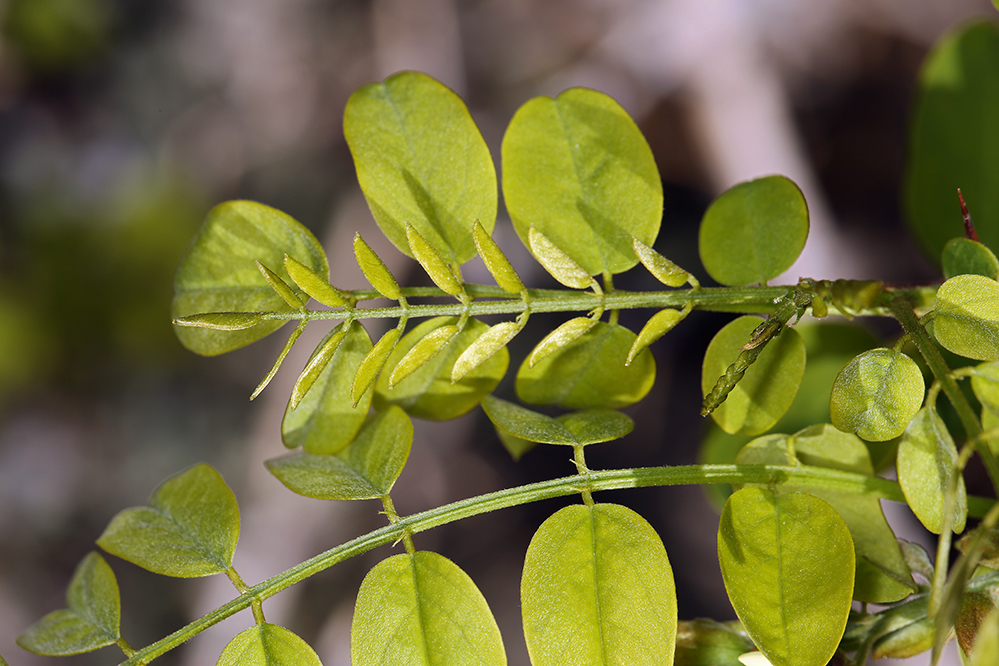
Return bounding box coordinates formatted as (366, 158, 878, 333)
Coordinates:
(699, 176, 809, 286)
(376, 317, 507, 420)
(897, 406, 967, 534)
(942, 238, 999, 280)
(256, 260, 304, 310)
(473, 221, 524, 294)
(284, 254, 346, 308)
(17, 552, 120, 656)
(481, 395, 576, 445)
(830, 348, 924, 441)
(217, 624, 322, 666)
(388, 324, 460, 387)
(521, 504, 677, 666)
(632, 237, 690, 287)
(526, 316, 597, 367)
(352, 551, 506, 666)
(451, 321, 521, 383)
(502, 87, 662, 276)
(172, 200, 328, 355)
(289, 326, 348, 410)
(97, 464, 239, 577)
(283, 322, 373, 454)
(701, 316, 806, 436)
(905, 21, 999, 259)
(528, 227, 595, 289)
(354, 234, 402, 300)
(934, 274, 999, 360)
(497, 429, 537, 461)
(674, 619, 755, 666)
(718, 487, 854, 666)
(628, 309, 686, 364)
(517, 321, 655, 409)
(405, 223, 462, 296)
(344, 71, 497, 265)
(556, 409, 634, 445)
(173, 312, 265, 331)
(970, 607, 999, 666)
(352, 328, 402, 406)
(267, 406, 412, 500)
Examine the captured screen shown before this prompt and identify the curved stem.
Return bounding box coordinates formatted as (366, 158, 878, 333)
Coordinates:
(119, 462, 994, 665)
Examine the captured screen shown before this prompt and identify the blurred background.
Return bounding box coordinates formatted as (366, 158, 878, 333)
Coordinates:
(0, 1, 995, 664)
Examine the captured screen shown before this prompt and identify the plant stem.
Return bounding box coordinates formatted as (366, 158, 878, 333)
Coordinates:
(119, 462, 993, 665)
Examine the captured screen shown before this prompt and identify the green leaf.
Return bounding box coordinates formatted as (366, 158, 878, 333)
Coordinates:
(451, 321, 521, 383)
(497, 429, 537, 461)
(628, 308, 686, 364)
(897, 406, 967, 534)
(353, 328, 402, 405)
(632, 237, 691, 287)
(376, 317, 507, 420)
(829, 348, 924, 441)
(698, 176, 809, 286)
(173, 312, 266, 331)
(526, 316, 597, 367)
(473, 221, 524, 294)
(971, 361, 999, 416)
(556, 409, 634, 445)
(388, 324, 460, 387)
(528, 227, 596, 288)
(267, 406, 412, 500)
(481, 395, 576, 444)
(97, 464, 239, 577)
(405, 223, 463, 296)
(934, 274, 999, 360)
(517, 321, 655, 409)
(957, 592, 996, 658)
(354, 234, 402, 300)
(352, 551, 506, 666)
(17, 552, 120, 656)
(522, 504, 677, 666)
(256, 260, 304, 310)
(217, 624, 322, 666)
(905, 21, 999, 260)
(289, 326, 349, 410)
(701, 316, 806, 436)
(172, 200, 328, 356)
(283, 322, 373, 454)
(736, 425, 915, 603)
(502, 87, 662, 276)
(284, 254, 346, 308)
(717, 487, 854, 666)
(344, 71, 497, 266)
(942, 238, 999, 280)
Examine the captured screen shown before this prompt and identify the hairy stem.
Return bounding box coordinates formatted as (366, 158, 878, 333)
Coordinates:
(120, 462, 993, 665)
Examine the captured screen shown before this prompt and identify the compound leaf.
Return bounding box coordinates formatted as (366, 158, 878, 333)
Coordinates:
(217, 624, 322, 666)
(344, 71, 496, 266)
(352, 551, 506, 666)
(283, 323, 373, 454)
(267, 406, 412, 501)
(502, 87, 662, 276)
(718, 487, 854, 666)
(17, 552, 120, 656)
(517, 321, 655, 410)
(521, 504, 677, 666)
(830, 348, 924, 441)
(701, 316, 805, 436)
(97, 464, 239, 577)
(172, 201, 327, 356)
(905, 21, 999, 260)
(934, 274, 999, 361)
(376, 317, 507, 420)
(897, 406, 967, 534)
(699, 176, 809, 286)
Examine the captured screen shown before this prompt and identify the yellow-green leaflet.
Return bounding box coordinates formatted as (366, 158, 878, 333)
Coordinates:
(934, 274, 999, 361)
(628, 308, 686, 364)
(173, 312, 265, 330)
(632, 237, 690, 287)
(352, 552, 506, 666)
(451, 321, 521, 382)
(521, 504, 677, 666)
(353, 233, 402, 300)
(829, 348, 923, 441)
(352, 328, 402, 406)
(473, 221, 524, 294)
(289, 325, 349, 410)
(256, 260, 304, 310)
(527, 316, 596, 367)
(217, 624, 322, 666)
(16, 552, 121, 656)
(528, 227, 594, 289)
(897, 406, 967, 534)
(389, 324, 460, 388)
(284, 254, 346, 307)
(718, 487, 854, 666)
(405, 223, 463, 296)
